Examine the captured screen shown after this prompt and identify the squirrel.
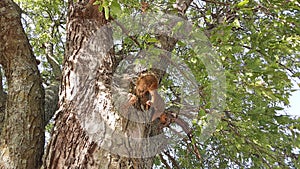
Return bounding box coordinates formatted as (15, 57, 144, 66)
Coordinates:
(127, 73, 165, 121)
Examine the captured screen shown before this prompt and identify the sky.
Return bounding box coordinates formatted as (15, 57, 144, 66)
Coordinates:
(284, 82, 300, 117)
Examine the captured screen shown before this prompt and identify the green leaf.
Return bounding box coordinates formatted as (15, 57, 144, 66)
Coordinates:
(146, 37, 158, 43)
(102, 0, 109, 7)
(292, 72, 300, 78)
(93, 0, 101, 5)
(104, 6, 109, 20)
(273, 106, 284, 111)
(237, 0, 249, 7)
(110, 0, 122, 17)
(232, 18, 241, 28)
(98, 5, 103, 12)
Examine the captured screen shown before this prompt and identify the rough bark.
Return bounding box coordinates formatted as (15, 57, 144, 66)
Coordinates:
(43, 1, 158, 168)
(42, 0, 196, 168)
(0, 0, 45, 168)
(44, 82, 60, 125)
(0, 68, 6, 137)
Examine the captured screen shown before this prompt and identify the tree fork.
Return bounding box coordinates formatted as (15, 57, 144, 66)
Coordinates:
(43, 1, 155, 168)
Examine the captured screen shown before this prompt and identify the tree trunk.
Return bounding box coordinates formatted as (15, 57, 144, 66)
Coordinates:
(43, 1, 159, 168)
(0, 0, 45, 168)
(0, 68, 6, 137)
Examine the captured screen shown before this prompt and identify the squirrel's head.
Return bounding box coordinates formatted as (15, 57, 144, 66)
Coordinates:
(136, 74, 158, 96)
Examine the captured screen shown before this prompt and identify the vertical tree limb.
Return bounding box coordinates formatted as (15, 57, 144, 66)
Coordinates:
(0, 0, 45, 168)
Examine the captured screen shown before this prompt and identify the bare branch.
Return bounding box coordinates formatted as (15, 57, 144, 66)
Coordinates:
(164, 151, 180, 169)
(44, 43, 62, 80)
(159, 153, 172, 169)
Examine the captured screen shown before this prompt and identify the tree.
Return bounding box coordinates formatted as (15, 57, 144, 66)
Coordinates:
(0, 1, 44, 168)
(0, 0, 299, 168)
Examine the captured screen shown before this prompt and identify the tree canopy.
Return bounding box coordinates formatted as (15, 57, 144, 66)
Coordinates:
(1, 0, 299, 168)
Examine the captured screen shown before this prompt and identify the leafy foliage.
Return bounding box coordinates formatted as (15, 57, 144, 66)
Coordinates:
(111, 0, 300, 168)
(187, 0, 300, 168)
(15, 0, 299, 168)
(15, 0, 66, 84)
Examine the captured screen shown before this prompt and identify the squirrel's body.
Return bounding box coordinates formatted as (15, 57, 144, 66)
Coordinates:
(127, 73, 165, 121)
(147, 89, 165, 121)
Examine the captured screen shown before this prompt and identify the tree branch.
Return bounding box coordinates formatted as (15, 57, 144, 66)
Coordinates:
(44, 82, 59, 125)
(159, 153, 172, 169)
(164, 150, 180, 169)
(0, 1, 44, 167)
